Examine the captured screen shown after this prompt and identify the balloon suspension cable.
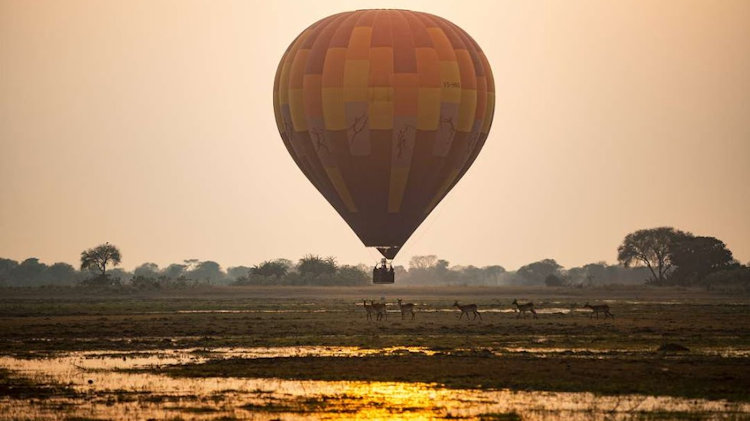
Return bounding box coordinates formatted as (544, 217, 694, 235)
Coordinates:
(375, 246, 400, 260)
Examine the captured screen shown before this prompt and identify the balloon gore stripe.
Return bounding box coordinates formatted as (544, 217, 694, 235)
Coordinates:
(273, 9, 495, 259)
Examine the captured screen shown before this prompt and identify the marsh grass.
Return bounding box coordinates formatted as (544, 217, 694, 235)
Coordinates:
(0, 367, 77, 399)
(146, 352, 750, 402)
(478, 413, 522, 421)
(1, 286, 749, 418)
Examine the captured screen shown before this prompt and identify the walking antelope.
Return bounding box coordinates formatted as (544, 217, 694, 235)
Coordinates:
(583, 302, 614, 319)
(397, 299, 415, 320)
(512, 299, 538, 319)
(363, 300, 374, 320)
(371, 301, 388, 321)
(453, 301, 482, 321)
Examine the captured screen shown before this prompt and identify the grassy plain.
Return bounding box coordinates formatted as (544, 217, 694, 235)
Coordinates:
(1, 285, 749, 403)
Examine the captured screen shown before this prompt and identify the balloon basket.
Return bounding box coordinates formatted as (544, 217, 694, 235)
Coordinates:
(372, 264, 395, 284)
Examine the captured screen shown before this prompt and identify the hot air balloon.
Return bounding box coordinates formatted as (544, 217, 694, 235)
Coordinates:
(273, 10, 495, 283)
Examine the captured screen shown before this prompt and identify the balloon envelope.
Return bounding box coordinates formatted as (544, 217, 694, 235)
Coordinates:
(273, 10, 495, 259)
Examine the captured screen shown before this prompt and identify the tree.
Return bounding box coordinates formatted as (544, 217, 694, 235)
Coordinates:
(670, 236, 735, 284)
(107, 268, 132, 282)
(435, 259, 450, 272)
(333, 265, 369, 285)
(275, 258, 294, 270)
(582, 262, 608, 284)
(227, 265, 252, 281)
(516, 259, 562, 285)
(189, 261, 224, 284)
(183, 259, 200, 272)
(12, 258, 48, 286)
(134, 262, 160, 279)
(617, 227, 689, 284)
(409, 255, 437, 270)
(80, 243, 121, 277)
(484, 265, 506, 276)
(545, 273, 566, 287)
(480, 265, 506, 285)
(250, 260, 289, 279)
(0, 258, 19, 286)
(163, 263, 187, 279)
(703, 266, 750, 291)
(45, 262, 79, 285)
(565, 266, 587, 285)
(297, 255, 337, 277)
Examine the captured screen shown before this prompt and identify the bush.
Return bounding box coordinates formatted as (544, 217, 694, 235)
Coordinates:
(702, 266, 750, 292)
(131, 275, 161, 289)
(232, 264, 369, 286)
(544, 274, 566, 287)
(79, 274, 121, 288)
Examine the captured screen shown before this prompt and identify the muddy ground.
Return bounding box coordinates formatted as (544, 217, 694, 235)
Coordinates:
(1, 285, 749, 416)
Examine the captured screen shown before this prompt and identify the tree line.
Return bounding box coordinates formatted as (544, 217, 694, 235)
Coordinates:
(617, 227, 748, 289)
(394, 256, 652, 287)
(0, 227, 747, 291)
(0, 248, 372, 288)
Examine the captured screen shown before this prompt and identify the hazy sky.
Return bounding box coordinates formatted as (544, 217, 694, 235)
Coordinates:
(1, 0, 749, 271)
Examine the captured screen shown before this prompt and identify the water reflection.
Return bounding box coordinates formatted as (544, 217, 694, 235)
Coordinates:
(171, 306, 585, 314)
(0, 349, 747, 420)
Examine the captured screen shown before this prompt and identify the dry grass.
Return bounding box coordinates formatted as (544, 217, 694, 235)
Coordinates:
(1, 285, 749, 402)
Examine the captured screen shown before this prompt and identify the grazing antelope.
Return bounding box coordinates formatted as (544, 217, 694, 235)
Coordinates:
(453, 301, 482, 321)
(371, 301, 388, 321)
(363, 300, 374, 321)
(512, 299, 538, 319)
(397, 299, 415, 320)
(583, 302, 614, 319)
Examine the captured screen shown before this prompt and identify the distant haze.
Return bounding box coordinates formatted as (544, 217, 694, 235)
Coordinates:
(1, 0, 749, 270)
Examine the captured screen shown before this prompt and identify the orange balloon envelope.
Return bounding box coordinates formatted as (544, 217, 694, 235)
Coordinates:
(273, 9, 495, 259)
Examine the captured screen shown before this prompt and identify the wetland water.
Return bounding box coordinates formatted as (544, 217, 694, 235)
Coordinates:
(1, 348, 748, 421)
(1, 286, 749, 419)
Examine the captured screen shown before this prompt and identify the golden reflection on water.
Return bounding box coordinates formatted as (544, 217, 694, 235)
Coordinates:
(1, 349, 748, 420)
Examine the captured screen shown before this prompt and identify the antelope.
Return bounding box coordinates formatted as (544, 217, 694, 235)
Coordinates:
(512, 299, 538, 319)
(371, 301, 388, 321)
(363, 300, 374, 321)
(453, 301, 482, 321)
(397, 299, 415, 320)
(583, 302, 614, 319)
